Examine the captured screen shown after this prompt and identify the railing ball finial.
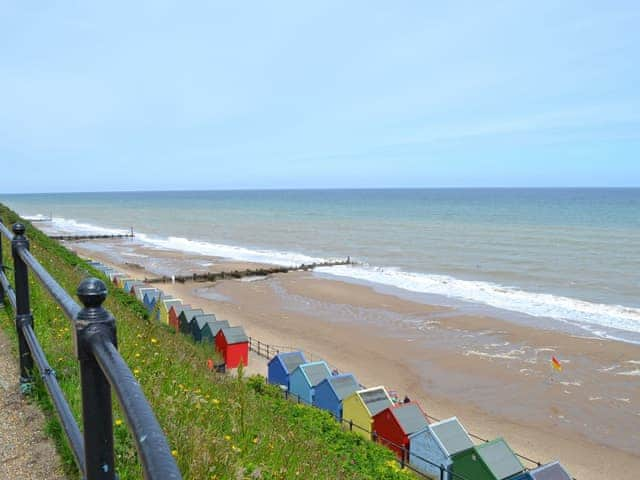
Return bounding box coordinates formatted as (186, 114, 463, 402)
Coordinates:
(77, 277, 108, 309)
(12, 222, 26, 236)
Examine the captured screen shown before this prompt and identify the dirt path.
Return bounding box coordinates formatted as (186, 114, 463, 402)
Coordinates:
(0, 327, 66, 480)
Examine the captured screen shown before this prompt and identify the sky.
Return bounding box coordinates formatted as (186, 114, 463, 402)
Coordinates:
(1, 1, 639, 192)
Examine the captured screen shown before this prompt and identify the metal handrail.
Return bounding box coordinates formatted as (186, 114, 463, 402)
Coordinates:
(0, 221, 181, 480)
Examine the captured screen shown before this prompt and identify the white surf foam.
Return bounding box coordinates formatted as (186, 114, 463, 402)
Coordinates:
(47, 216, 640, 339)
(134, 233, 327, 267)
(315, 265, 640, 336)
(51, 217, 131, 236)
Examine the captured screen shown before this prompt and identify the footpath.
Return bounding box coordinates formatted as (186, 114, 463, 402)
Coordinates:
(0, 328, 65, 480)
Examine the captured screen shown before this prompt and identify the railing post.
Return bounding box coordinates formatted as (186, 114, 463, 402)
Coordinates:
(74, 278, 116, 480)
(0, 224, 4, 304)
(11, 223, 34, 392)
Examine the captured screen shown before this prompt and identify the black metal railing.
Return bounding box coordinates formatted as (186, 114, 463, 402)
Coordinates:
(0, 221, 181, 480)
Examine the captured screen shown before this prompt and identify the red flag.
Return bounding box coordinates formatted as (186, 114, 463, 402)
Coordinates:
(551, 356, 562, 372)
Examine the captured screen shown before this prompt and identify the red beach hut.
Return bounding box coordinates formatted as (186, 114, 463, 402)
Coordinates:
(215, 326, 249, 369)
(372, 402, 429, 461)
(168, 304, 191, 332)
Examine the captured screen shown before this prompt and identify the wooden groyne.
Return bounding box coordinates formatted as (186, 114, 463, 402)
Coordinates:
(49, 229, 135, 241)
(144, 258, 353, 284)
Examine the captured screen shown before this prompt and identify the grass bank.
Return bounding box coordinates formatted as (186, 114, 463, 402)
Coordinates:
(0, 204, 415, 480)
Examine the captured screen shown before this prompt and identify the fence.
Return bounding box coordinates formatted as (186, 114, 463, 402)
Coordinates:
(0, 222, 181, 480)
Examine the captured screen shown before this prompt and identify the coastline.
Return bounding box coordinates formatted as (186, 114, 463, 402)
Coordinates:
(68, 238, 640, 480)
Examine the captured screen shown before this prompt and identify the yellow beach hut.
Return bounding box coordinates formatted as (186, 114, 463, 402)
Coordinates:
(159, 298, 182, 325)
(342, 386, 393, 439)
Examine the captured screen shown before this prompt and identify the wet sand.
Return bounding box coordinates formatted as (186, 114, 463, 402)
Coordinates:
(70, 239, 640, 480)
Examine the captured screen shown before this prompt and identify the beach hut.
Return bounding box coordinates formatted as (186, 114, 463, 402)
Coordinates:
(202, 319, 230, 343)
(408, 417, 474, 479)
(215, 326, 249, 369)
(111, 274, 128, 287)
(191, 313, 217, 342)
(114, 276, 132, 288)
(508, 461, 572, 480)
(136, 287, 156, 302)
(372, 402, 429, 460)
(178, 309, 204, 335)
(128, 281, 145, 295)
(123, 279, 139, 293)
(342, 386, 393, 439)
(450, 438, 524, 480)
(267, 351, 307, 389)
(313, 373, 359, 421)
(143, 289, 162, 313)
(159, 298, 180, 325)
(288, 361, 332, 405)
(168, 303, 191, 331)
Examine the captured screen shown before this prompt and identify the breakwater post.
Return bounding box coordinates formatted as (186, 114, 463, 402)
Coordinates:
(144, 258, 354, 284)
(49, 228, 135, 241)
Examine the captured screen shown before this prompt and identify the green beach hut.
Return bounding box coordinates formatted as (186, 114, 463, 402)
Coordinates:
(451, 438, 524, 480)
(191, 313, 217, 342)
(205, 320, 230, 341)
(179, 309, 204, 335)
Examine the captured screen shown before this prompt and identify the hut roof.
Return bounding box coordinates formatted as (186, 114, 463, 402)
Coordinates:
(390, 403, 428, 436)
(194, 314, 216, 329)
(528, 461, 571, 480)
(324, 374, 359, 400)
(298, 362, 331, 387)
(208, 320, 230, 335)
(475, 438, 523, 480)
(172, 304, 191, 316)
(357, 387, 392, 416)
(180, 309, 204, 320)
(220, 326, 248, 345)
(429, 417, 473, 456)
(272, 351, 307, 374)
(163, 299, 181, 309)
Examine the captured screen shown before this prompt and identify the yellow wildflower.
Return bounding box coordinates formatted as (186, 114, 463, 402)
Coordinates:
(224, 435, 231, 441)
(115, 419, 123, 426)
(171, 449, 178, 457)
(151, 338, 158, 344)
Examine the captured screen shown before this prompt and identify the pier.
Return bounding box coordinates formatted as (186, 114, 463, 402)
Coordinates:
(144, 258, 353, 284)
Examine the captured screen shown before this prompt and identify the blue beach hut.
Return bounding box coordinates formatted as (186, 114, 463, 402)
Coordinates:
(267, 351, 307, 389)
(288, 361, 331, 405)
(313, 374, 359, 421)
(408, 417, 474, 479)
(143, 289, 162, 313)
(509, 461, 572, 480)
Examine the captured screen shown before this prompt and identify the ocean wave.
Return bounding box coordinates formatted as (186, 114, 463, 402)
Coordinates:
(51, 217, 131, 236)
(134, 233, 327, 267)
(48, 216, 640, 337)
(315, 265, 640, 336)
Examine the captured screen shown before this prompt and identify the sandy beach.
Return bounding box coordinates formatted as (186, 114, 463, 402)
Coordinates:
(70, 239, 640, 480)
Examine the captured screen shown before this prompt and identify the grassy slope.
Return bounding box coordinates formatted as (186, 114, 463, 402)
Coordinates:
(0, 204, 415, 480)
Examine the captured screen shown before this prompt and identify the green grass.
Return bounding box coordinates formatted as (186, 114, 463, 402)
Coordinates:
(0, 204, 415, 480)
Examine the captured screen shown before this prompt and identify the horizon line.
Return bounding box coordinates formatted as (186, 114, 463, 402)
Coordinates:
(2, 186, 640, 196)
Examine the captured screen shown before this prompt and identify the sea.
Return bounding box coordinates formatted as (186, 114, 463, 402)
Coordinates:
(2, 188, 639, 343)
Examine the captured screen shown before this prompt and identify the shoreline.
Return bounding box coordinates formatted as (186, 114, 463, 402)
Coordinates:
(67, 238, 640, 480)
